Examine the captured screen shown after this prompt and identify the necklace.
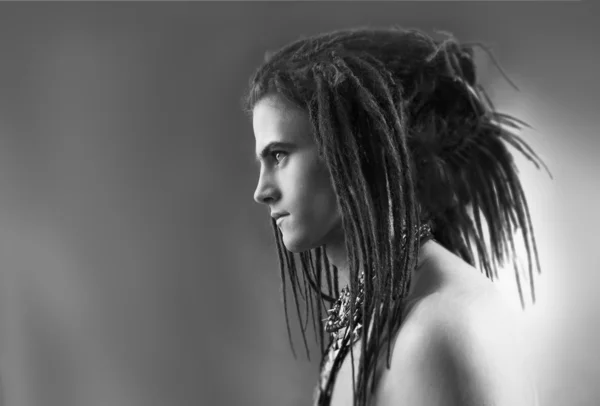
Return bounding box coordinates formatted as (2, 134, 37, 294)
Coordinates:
(314, 223, 433, 404)
(323, 223, 433, 336)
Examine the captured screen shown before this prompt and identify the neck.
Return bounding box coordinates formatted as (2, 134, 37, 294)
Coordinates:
(323, 239, 353, 292)
(324, 239, 434, 296)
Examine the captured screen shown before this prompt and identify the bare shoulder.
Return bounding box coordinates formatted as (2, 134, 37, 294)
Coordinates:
(405, 240, 525, 327)
(375, 244, 536, 406)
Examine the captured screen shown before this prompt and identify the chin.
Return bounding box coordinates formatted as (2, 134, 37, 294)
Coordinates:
(281, 234, 315, 254)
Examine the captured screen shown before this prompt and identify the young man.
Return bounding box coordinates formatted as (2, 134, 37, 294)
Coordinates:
(246, 27, 545, 406)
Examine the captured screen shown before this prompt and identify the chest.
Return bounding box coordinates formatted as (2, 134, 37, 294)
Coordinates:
(326, 339, 365, 406)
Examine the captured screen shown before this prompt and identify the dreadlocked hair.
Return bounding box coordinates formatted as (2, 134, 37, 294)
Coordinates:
(243, 26, 550, 406)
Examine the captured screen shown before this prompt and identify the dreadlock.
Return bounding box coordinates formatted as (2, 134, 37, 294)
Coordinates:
(243, 26, 550, 406)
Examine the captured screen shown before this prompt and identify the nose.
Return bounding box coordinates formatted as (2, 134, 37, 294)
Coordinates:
(253, 169, 279, 205)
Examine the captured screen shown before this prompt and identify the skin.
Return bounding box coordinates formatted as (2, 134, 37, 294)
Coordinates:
(252, 92, 536, 406)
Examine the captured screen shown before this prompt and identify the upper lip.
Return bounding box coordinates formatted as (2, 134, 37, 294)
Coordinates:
(271, 212, 288, 220)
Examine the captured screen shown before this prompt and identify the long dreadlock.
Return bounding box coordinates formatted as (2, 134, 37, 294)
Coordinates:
(243, 26, 550, 406)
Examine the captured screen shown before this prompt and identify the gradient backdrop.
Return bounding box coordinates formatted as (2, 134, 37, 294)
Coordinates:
(0, 2, 598, 406)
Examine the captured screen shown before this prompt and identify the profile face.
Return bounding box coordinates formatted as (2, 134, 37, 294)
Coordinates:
(252, 93, 343, 253)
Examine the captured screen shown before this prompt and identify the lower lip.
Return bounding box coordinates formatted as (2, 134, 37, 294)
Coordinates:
(276, 215, 287, 225)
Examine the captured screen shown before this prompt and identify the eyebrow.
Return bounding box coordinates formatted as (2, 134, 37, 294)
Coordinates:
(255, 141, 296, 163)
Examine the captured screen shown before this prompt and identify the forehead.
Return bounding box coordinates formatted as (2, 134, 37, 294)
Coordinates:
(252, 94, 312, 152)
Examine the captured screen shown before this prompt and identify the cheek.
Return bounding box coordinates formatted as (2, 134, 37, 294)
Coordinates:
(304, 169, 340, 225)
(286, 154, 340, 228)
(313, 185, 339, 217)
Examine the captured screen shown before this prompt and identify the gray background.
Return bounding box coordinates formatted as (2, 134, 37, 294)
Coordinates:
(0, 2, 598, 406)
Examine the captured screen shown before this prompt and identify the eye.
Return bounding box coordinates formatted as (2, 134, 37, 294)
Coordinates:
(271, 150, 287, 164)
